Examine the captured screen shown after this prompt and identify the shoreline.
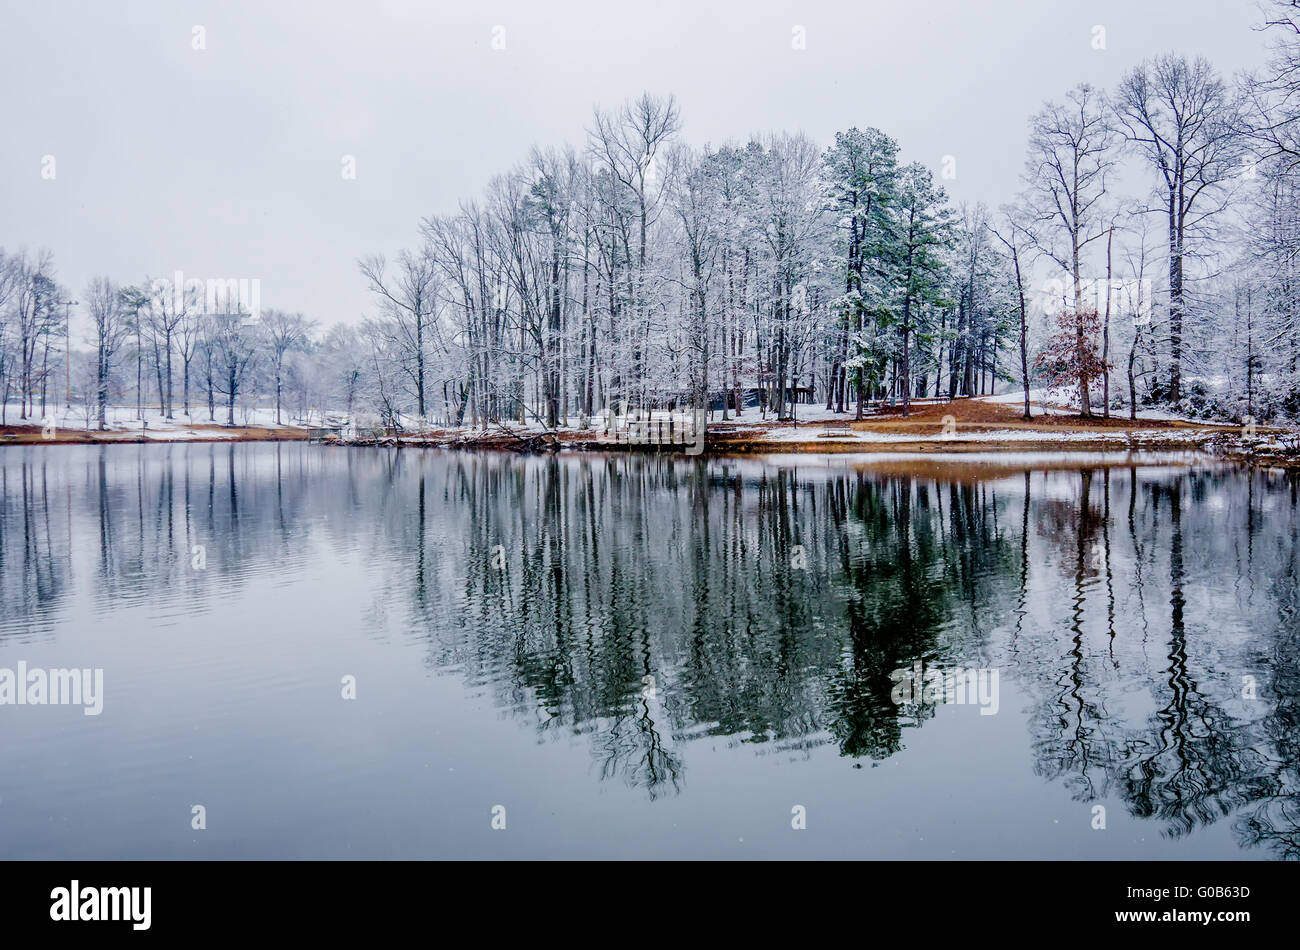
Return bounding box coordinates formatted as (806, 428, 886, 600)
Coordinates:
(0, 423, 306, 445)
(5, 398, 1297, 468)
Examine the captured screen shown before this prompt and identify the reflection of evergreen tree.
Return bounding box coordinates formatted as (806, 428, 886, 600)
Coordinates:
(391, 455, 1023, 791)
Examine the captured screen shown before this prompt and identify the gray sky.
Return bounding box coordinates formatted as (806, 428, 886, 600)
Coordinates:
(0, 0, 1270, 338)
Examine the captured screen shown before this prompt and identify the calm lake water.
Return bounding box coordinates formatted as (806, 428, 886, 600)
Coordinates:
(0, 443, 1297, 859)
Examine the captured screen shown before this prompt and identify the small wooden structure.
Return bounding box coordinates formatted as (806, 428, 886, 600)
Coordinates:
(306, 426, 344, 443)
(818, 421, 855, 439)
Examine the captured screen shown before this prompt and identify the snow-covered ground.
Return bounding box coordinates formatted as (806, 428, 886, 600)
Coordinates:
(980, 387, 1235, 425)
(3, 403, 308, 434)
(982, 387, 1077, 416)
(3, 395, 1267, 456)
(746, 427, 1202, 444)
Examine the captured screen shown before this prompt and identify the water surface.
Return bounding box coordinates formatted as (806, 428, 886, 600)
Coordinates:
(1, 444, 1296, 859)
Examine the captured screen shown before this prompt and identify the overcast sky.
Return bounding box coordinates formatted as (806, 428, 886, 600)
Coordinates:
(0, 0, 1272, 338)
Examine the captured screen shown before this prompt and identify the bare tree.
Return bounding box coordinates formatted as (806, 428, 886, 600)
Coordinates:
(359, 250, 440, 420)
(209, 312, 258, 425)
(85, 276, 130, 430)
(142, 276, 198, 418)
(1114, 55, 1244, 403)
(588, 93, 681, 405)
(116, 286, 150, 421)
(989, 206, 1035, 420)
(1242, 0, 1300, 169)
(260, 309, 315, 424)
(525, 146, 579, 428)
(667, 143, 724, 412)
(8, 249, 60, 419)
(752, 133, 827, 420)
(359, 318, 404, 427)
(318, 323, 365, 421)
(422, 203, 500, 429)
(176, 307, 206, 418)
(1023, 83, 1117, 417)
(0, 251, 16, 424)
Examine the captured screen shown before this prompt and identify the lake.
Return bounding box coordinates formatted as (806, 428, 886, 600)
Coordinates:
(0, 443, 1296, 859)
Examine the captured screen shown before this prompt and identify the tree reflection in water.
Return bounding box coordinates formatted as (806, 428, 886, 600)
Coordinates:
(1, 445, 1297, 855)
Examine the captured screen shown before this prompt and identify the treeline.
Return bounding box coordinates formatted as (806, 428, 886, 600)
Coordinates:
(359, 99, 1010, 429)
(0, 249, 319, 429)
(8, 3, 1300, 429)
(352, 1, 1300, 430)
